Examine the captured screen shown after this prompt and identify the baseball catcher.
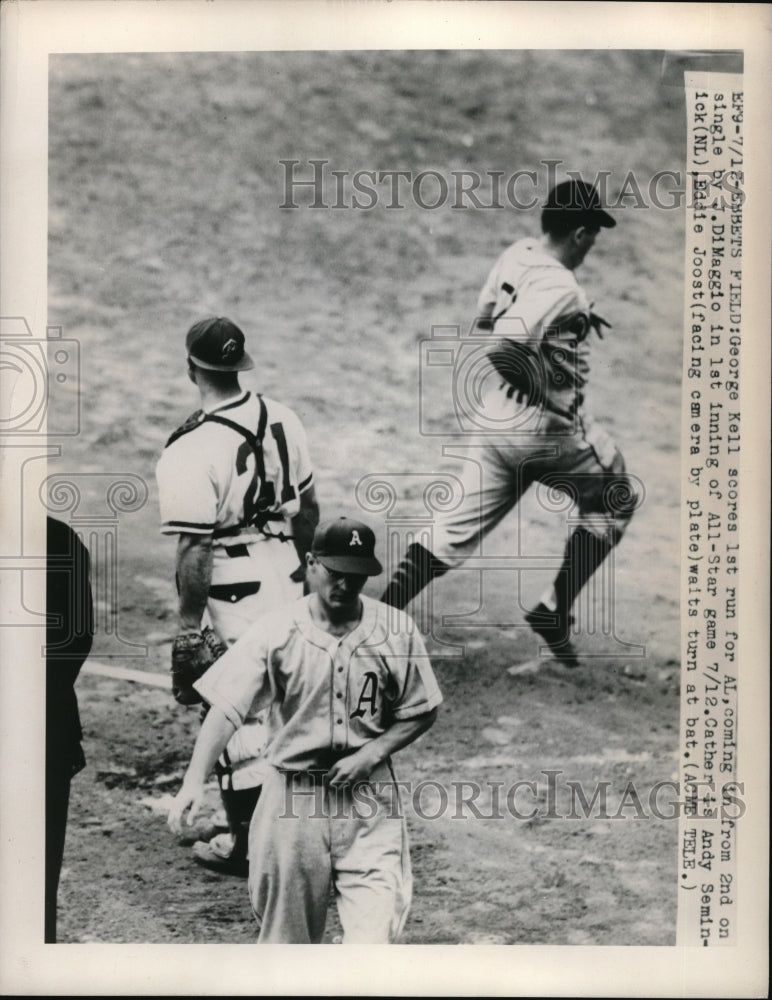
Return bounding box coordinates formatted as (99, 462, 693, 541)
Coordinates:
(156, 316, 319, 875)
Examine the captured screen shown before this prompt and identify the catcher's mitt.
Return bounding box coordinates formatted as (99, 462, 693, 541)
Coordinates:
(170, 626, 226, 706)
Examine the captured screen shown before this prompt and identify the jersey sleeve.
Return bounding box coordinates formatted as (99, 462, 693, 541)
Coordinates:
(193, 623, 273, 728)
(543, 287, 591, 334)
(156, 438, 218, 535)
(505, 284, 587, 344)
(477, 252, 504, 316)
(389, 624, 444, 721)
(282, 406, 314, 495)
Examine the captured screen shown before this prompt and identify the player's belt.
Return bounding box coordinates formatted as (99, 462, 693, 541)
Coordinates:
(274, 763, 347, 783)
(209, 581, 262, 603)
(212, 511, 289, 541)
(275, 747, 364, 774)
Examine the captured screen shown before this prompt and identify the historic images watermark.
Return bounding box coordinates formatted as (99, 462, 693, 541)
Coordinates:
(279, 770, 747, 823)
(0, 318, 81, 436)
(0, 316, 148, 657)
(278, 158, 745, 212)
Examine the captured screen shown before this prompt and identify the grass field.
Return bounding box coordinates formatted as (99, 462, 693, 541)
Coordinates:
(47, 48, 686, 945)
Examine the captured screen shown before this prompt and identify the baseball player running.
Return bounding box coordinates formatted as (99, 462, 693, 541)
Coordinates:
(381, 179, 638, 667)
(168, 516, 442, 943)
(156, 316, 319, 875)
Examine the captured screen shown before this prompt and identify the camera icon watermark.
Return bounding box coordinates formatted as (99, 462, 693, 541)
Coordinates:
(0, 318, 80, 436)
(418, 317, 580, 437)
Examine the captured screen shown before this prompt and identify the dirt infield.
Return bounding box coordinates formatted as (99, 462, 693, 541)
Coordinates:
(48, 49, 684, 945)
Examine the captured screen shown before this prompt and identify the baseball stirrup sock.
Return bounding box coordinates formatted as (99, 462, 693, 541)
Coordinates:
(553, 527, 612, 620)
(379, 542, 450, 609)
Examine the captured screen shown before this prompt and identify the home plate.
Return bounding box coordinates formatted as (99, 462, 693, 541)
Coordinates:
(138, 793, 177, 814)
(507, 658, 564, 676)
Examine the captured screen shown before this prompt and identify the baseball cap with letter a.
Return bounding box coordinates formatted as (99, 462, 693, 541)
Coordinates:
(185, 316, 255, 372)
(311, 517, 383, 576)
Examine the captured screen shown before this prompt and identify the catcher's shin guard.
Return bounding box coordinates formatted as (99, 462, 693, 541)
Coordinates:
(379, 542, 450, 610)
(222, 784, 261, 859)
(213, 760, 261, 861)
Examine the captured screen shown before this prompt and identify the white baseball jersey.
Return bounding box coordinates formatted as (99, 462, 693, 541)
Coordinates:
(156, 389, 315, 787)
(479, 237, 592, 417)
(194, 594, 442, 943)
(156, 390, 313, 544)
(430, 235, 627, 566)
(195, 595, 443, 770)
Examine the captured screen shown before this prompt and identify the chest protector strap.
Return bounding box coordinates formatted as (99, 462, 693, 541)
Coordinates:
(204, 397, 281, 538)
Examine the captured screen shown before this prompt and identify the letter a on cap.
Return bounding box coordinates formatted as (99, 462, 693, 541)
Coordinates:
(350, 530, 362, 546)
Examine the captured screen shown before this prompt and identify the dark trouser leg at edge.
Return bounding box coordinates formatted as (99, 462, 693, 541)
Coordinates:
(379, 542, 451, 610)
(45, 770, 72, 943)
(526, 527, 613, 668)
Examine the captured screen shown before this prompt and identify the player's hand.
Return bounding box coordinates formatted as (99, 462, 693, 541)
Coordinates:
(167, 777, 206, 836)
(326, 747, 379, 788)
(588, 309, 612, 339)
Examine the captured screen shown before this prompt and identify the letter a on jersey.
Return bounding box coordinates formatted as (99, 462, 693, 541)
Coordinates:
(350, 671, 378, 718)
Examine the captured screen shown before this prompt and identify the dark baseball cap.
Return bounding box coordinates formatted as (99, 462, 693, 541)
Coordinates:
(186, 317, 255, 372)
(311, 517, 383, 576)
(543, 179, 616, 229)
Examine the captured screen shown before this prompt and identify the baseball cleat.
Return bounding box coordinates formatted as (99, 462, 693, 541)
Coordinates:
(191, 834, 248, 878)
(524, 602, 580, 668)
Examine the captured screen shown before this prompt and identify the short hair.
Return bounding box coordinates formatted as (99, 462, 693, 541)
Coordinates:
(187, 358, 240, 385)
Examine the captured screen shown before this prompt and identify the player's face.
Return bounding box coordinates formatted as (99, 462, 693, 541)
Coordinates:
(307, 556, 367, 617)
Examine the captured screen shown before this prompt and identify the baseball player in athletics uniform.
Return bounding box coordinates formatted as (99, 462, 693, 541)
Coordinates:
(156, 316, 319, 874)
(381, 179, 638, 668)
(168, 516, 442, 943)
